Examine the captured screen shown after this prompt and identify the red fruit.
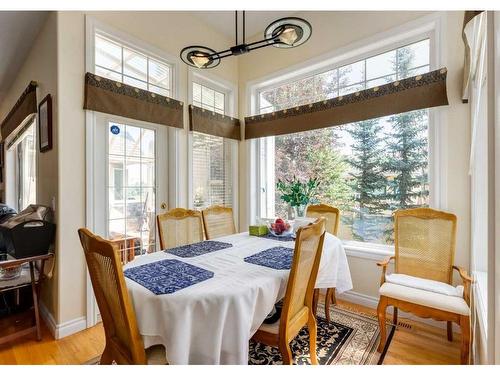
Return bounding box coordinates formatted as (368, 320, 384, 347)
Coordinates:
(275, 218, 284, 225)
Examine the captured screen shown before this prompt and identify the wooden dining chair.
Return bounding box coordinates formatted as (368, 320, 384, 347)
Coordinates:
(306, 204, 340, 322)
(78, 228, 167, 365)
(201, 205, 236, 240)
(157, 208, 204, 250)
(376, 208, 472, 364)
(251, 218, 326, 365)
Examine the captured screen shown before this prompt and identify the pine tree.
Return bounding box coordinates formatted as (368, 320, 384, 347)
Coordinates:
(345, 119, 388, 241)
(382, 45, 430, 243)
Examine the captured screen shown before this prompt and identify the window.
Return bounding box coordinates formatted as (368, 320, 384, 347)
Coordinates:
(191, 82, 235, 210)
(9, 120, 37, 212)
(256, 39, 431, 245)
(95, 33, 172, 96)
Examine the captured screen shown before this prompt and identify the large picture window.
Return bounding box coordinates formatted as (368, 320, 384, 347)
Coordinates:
(191, 82, 235, 210)
(257, 39, 431, 245)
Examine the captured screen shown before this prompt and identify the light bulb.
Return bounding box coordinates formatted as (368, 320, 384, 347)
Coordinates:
(279, 27, 298, 45)
(191, 53, 210, 68)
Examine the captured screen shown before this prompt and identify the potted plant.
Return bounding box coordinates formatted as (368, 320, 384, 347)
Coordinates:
(276, 176, 320, 219)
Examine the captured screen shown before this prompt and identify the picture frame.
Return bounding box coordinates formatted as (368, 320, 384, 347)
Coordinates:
(38, 94, 53, 152)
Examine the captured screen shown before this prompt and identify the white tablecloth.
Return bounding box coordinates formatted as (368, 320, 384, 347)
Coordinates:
(124, 232, 352, 364)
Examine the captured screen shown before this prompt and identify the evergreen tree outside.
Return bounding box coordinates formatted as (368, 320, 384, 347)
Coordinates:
(382, 44, 430, 241)
(345, 119, 388, 241)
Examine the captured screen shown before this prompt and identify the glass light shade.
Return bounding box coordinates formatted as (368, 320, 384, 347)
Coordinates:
(191, 53, 210, 68)
(279, 27, 299, 45)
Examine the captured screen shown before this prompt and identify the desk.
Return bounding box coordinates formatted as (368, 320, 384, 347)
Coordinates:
(0, 253, 53, 345)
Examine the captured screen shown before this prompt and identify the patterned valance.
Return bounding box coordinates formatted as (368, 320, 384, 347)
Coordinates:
(1, 81, 37, 140)
(244, 68, 449, 140)
(84, 72, 184, 129)
(189, 105, 241, 141)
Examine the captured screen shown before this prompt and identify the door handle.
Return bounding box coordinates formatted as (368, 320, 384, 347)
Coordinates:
(160, 202, 167, 210)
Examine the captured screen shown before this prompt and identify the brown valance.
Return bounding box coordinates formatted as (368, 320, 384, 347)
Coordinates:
(189, 105, 241, 141)
(0, 81, 37, 140)
(245, 68, 449, 140)
(462, 11, 485, 103)
(84, 72, 184, 128)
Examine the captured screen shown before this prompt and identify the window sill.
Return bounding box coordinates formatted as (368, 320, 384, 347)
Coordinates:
(342, 240, 394, 261)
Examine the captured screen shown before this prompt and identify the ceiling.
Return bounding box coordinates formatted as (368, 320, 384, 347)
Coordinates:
(0, 11, 48, 105)
(192, 11, 297, 42)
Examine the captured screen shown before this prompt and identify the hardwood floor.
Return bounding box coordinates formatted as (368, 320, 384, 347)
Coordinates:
(0, 299, 461, 365)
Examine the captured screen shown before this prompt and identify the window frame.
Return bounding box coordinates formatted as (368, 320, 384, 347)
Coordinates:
(187, 69, 239, 228)
(247, 12, 447, 258)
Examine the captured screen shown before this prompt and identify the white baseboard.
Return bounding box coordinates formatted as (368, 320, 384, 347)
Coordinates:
(40, 302, 87, 339)
(339, 290, 461, 333)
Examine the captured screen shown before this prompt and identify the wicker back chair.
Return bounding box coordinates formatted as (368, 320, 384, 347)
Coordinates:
(306, 204, 340, 321)
(157, 208, 204, 250)
(252, 218, 326, 365)
(78, 228, 166, 365)
(394, 208, 457, 284)
(306, 204, 340, 236)
(376, 208, 472, 364)
(201, 205, 236, 240)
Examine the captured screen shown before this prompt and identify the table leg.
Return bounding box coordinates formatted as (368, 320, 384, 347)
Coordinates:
(29, 262, 42, 341)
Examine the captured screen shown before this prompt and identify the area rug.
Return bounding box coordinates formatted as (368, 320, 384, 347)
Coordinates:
(249, 304, 394, 365)
(86, 303, 394, 365)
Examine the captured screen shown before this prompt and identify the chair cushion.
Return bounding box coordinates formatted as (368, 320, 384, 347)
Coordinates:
(379, 282, 470, 316)
(146, 345, 168, 365)
(385, 273, 464, 297)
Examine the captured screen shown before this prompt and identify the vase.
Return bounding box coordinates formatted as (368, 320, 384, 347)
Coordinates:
(292, 204, 308, 219)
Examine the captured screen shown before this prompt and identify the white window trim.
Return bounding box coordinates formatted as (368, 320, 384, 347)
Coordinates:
(246, 12, 447, 260)
(84, 15, 180, 328)
(187, 69, 239, 229)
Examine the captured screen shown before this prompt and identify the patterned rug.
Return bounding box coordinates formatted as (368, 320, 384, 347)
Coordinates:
(86, 303, 394, 365)
(249, 304, 394, 365)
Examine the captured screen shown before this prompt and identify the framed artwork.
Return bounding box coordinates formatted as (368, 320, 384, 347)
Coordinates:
(38, 94, 53, 152)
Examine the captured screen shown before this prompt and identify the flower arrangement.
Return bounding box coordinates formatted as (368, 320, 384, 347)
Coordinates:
(276, 176, 320, 217)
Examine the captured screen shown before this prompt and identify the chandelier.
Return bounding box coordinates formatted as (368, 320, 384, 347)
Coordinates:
(180, 11, 312, 69)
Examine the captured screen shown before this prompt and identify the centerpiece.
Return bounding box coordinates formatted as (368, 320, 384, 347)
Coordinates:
(276, 176, 320, 219)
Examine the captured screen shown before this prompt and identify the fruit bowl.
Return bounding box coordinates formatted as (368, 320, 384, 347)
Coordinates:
(268, 218, 293, 237)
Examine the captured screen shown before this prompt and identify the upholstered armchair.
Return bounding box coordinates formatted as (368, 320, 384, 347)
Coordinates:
(376, 208, 472, 364)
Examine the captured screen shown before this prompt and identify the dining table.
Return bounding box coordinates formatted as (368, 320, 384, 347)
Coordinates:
(123, 231, 353, 365)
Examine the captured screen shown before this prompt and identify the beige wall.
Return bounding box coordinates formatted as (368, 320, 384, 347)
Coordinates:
(237, 11, 471, 299)
(0, 12, 59, 319)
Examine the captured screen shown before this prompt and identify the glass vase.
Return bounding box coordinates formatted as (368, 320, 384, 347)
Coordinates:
(292, 204, 308, 219)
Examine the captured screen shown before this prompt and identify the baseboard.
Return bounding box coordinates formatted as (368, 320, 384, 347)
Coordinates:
(338, 290, 461, 333)
(40, 302, 87, 339)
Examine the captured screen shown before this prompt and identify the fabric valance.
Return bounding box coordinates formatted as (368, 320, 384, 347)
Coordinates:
(244, 68, 449, 140)
(0, 81, 37, 140)
(461, 11, 485, 103)
(84, 72, 184, 129)
(189, 105, 241, 141)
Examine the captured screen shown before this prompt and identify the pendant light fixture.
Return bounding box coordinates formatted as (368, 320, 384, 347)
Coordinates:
(180, 11, 312, 69)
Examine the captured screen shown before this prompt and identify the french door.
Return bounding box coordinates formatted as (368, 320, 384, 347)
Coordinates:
(90, 113, 169, 258)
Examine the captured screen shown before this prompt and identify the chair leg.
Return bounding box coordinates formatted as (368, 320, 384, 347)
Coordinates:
(377, 296, 388, 353)
(393, 307, 398, 325)
(331, 287, 337, 305)
(100, 346, 113, 365)
(459, 315, 470, 365)
(447, 321, 453, 342)
(312, 289, 319, 317)
(279, 339, 293, 365)
(308, 313, 318, 365)
(325, 288, 332, 322)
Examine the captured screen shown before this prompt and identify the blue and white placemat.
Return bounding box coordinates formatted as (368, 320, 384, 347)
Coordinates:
(124, 259, 214, 295)
(244, 246, 294, 270)
(166, 240, 233, 258)
(261, 233, 296, 242)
